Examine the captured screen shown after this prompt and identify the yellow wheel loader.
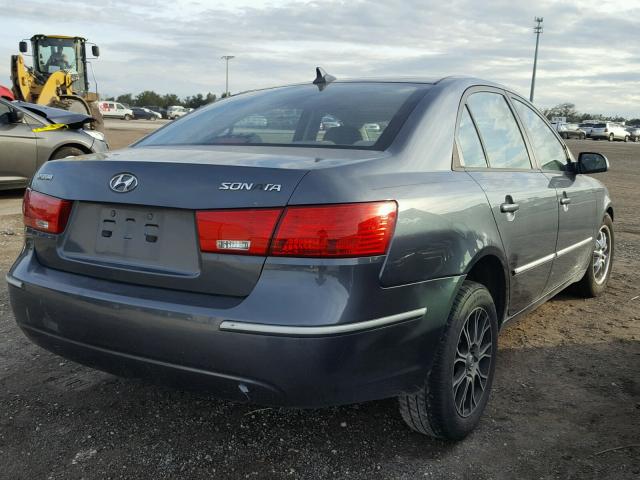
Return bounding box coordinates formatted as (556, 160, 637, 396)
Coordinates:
(10, 35, 104, 131)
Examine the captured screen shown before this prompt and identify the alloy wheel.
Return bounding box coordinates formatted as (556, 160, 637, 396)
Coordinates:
(593, 225, 612, 285)
(452, 307, 493, 418)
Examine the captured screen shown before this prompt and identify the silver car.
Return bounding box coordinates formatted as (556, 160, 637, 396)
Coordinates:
(0, 99, 108, 190)
(626, 125, 640, 142)
(590, 122, 630, 142)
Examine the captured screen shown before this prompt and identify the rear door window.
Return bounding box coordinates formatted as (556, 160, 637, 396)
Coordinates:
(467, 92, 531, 169)
(513, 99, 568, 171)
(457, 107, 487, 168)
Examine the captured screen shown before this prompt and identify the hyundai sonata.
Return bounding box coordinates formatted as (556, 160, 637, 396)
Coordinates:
(7, 72, 613, 440)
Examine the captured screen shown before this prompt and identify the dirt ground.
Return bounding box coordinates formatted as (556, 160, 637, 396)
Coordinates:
(0, 134, 638, 480)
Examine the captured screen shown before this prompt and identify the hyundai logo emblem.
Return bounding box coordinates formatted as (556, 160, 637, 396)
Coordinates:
(109, 173, 138, 193)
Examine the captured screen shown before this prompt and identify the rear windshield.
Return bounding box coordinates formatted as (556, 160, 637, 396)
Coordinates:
(592, 123, 607, 128)
(135, 83, 429, 151)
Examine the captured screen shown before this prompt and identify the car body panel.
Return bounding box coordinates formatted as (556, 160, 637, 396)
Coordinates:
(543, 172, 598, 289)
(7, 76, 611, 407)
(0, 112, 38, 185)
(0, 98, 107, 189)
(9, 245, 462, 406)
(467, 170, 559, 314)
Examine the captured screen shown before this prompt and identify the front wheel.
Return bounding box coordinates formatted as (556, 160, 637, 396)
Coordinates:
(124, 114, 132, 121)
(50, 146, 85, 160)
(574, 214, 614, 297)
(624, 136, 629, 142)
(398, 281, 498, 440)
(608, 133, 614, 142)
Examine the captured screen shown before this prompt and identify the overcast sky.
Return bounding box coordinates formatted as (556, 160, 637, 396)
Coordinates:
(2, 0, 639, 116)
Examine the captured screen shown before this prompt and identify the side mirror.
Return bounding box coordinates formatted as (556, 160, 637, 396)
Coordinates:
(8, 110, 24, 123)
(19, 41, 28, 53)
(577, 152, 609, 174)
(91, 45, 100, 57)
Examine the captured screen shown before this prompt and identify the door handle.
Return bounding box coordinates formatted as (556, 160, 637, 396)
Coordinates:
(560, 197, 571, 205)
(500, 203, 520, 213)
(500, 195, 520, 213)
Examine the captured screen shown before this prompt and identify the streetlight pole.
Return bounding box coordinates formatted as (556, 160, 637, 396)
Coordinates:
(221, 55, 235, 97)
(529, 17, 543, 102)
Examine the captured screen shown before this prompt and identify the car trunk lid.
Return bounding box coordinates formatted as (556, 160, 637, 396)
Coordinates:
(30, 156, 309, 296)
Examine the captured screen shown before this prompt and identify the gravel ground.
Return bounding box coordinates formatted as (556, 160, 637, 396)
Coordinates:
(0, 137, 638, 479)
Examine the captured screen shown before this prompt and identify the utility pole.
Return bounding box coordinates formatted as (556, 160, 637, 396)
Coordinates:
(529, 17, 543, 102)
(221, 55, 235, 97)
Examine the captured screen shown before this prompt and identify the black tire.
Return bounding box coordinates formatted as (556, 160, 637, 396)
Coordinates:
(50, 146, 85, 160)
(561, 133, 568, 139)
(398, 281, 498, 440)
(574, 214, 614, 297)
(608, 133, 614, 142)
(124, 114, 132, 121)
(624, 136, 629, 142)
(580, 133, 585, 140)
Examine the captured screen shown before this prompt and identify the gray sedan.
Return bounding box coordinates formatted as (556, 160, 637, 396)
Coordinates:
(7, 75, 613, 441)
(0, 99, 108, 190)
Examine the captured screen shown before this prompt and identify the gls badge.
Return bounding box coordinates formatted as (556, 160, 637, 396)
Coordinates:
(219, 182, 282, 192)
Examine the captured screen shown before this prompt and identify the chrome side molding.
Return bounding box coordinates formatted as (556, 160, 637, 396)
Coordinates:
(556, 237, 593, 257)
(219, 307, 427, 336)
(513, 237, 592, 276)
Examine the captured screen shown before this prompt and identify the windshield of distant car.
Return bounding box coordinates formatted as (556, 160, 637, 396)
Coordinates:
(136, 83, 430, 150)
(593, 123, 607, 128)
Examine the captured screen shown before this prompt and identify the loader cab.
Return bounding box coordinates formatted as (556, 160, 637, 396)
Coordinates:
(28, 35, 94, 96)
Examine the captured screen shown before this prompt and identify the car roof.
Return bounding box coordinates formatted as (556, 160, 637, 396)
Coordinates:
(230, 75, 507, 99)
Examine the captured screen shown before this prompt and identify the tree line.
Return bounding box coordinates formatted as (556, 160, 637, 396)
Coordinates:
(542, 103, 639, 125)
(103, 91, 229, 109)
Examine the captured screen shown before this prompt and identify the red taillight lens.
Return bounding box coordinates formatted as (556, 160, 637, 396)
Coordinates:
(23, 189, 72, 234)
(270, 201, 397, 258)
(196, 208, 283, 255)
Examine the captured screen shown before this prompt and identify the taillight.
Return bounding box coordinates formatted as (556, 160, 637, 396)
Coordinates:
(23, 188, 72, 234)
(271, 201, 397, 258)
(195, 201, 398, 258)
(196, 208, 282, 255)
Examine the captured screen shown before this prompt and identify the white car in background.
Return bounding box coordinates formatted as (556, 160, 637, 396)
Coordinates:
(590, 122, 630, 141)
(578, 123, 595, 137)
(167, 105, 188, 120)
(99, 101, 133, 120)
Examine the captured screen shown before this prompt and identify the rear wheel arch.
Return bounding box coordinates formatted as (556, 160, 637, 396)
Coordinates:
(463, 251, 508, 325)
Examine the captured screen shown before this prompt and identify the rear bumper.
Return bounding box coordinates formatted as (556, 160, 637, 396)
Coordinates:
(8, 249, 462, 407)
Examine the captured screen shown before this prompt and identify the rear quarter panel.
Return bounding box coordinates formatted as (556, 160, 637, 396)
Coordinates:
(289, 166, 505, 287)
